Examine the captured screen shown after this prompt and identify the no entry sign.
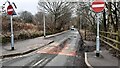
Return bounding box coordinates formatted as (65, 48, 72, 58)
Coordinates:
(92, 0, 105, 13)
(7, 5, 14, 15)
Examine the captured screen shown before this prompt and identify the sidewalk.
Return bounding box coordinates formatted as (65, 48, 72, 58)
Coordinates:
(0, 37, 53, 58)
(84, 41, 119, 68)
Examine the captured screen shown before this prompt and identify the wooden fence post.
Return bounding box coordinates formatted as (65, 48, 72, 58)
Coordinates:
(116, 31, 118, 48)
(118, 27, 120, 49)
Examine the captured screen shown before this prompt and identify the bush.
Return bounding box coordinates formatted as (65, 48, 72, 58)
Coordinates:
(0, 37, 2, 43)
(46, 32, 53, 35)
(1, 29, 43, 44)
(18, 30, 30, 40)
(1, 29, 65, 44)
(27, 29, 42, 38)
(1, 35, 11, 44)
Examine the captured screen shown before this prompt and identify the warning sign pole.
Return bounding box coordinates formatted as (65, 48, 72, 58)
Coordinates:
(7, 4, 14, 50)
(10, 15, 14, 50)
(96, 13, 100, 57)
(91, 0, 105, 57)
(4, 0, 17, 50)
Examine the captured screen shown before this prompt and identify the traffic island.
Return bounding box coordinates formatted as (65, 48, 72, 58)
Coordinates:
(85, 50, 119, 68)
(83, 41, 119, 68)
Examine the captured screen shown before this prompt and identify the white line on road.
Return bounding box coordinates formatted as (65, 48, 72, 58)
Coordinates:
(39, 57, 51, 66)
(85, 52, 93, 68)
(33, 58, 46, 66)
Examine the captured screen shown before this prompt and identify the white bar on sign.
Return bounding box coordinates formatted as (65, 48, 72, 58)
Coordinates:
(92, 4, 104, 8)
(7, 9, 13, 12)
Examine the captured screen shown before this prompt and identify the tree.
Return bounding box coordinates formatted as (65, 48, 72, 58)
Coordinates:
(77, 2, 97, 33)
(19, 11, 33, 23)
(37, 1, 74, 32)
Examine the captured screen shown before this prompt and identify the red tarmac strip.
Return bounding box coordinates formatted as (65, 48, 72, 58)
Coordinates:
(36, 44, 76, 57)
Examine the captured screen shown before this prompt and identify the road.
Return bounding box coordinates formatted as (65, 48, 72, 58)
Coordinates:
(2, 29, 87, 68)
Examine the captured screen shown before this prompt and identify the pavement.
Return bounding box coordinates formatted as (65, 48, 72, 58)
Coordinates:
(0, 30, 68, 58)
(84, 41, 120, 68)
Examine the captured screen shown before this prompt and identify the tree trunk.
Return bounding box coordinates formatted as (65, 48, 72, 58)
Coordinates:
(78, 14, 80, 30)
(103, 9, 107, 32)
(114, 2, 119, 49)
(114, 2, 118, 32)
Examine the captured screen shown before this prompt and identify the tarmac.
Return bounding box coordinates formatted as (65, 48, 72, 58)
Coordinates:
(84, 41, 120, 68)
(0, 30, 68, 58)
(1, 31, 120, 68)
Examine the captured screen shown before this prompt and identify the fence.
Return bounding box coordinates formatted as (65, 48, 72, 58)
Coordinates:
(100, 31, 120, 52)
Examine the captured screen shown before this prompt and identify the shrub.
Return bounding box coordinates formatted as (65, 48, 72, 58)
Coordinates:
(18, 30, 30, 40)
(46, 32, 53, 35)
(27, 29, 42, 38)
(0, 37, 2, 43)
(1, 35, 11, 44)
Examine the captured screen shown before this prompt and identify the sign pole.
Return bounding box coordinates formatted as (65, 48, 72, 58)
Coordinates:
(7, 1, 17, 50)
(91, 0, 105, 57)
(10, 15, 14, 50)
(96, 13, 100, 57)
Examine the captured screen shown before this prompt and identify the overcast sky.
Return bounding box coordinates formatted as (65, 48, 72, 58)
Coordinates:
(0, 0, 39, 15)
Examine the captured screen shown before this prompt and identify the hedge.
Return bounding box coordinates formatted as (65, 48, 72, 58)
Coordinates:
(1, 29, 65, 44)
(1, 29, 43, 44)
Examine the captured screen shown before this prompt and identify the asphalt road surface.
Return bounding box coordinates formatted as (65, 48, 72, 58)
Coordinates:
(2, 29, 87, 68)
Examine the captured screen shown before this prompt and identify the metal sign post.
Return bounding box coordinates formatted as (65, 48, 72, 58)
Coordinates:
(10, 15, 14, 50)
(96, 13, 100, 57)
(3, 1, 17, 50)
(91, 0, 105, 57)
(7, 5, 14, 50)
(6, 1, 17, 50)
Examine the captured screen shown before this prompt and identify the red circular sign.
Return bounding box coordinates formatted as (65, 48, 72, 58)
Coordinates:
(92, 0, 105, 13)
(7, 5, 14, 15)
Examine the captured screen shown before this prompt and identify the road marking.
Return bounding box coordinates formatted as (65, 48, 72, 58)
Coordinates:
(92, 4, 104, 8)
(33, 58, 46, 66)
(85, 52, 93, 68)
(58, 48, 76, 56)
(64, 45, 69, 50)
(39, 57, 51, 66)
(37, 51, 47, 54)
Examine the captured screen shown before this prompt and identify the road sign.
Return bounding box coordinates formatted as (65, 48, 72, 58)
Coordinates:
(12, 10, 17, 15)
(92, 0, 105, 13)
(7, 5, 13, 15)
(7, 5, 14, 50)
